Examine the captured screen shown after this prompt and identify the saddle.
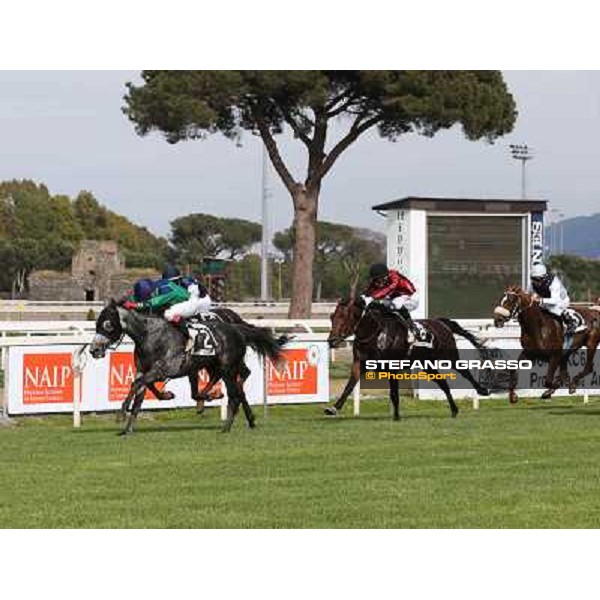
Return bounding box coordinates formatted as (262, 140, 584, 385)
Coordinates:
(563, 308, 586, 333)
(186, 320, 219, 355)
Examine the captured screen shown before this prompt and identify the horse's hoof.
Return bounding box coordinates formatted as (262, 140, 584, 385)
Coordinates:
(479, 388, 491, 397)
(451, 411, 459, 419)
(158, 391, 175, 401)
(324, 407, 338, 416)
(118, 430, 131, 437)
(509, 394, 518, 404)
(248, 420, 256, 429)
(541, 390, 553, 399)
(393, 415, 401, 422)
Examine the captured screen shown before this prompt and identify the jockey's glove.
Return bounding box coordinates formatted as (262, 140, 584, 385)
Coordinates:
(122, 300, 144, 310)
(360, 295, 372, 306)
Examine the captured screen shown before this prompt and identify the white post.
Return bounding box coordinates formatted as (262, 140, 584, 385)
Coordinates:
(473, 395, 480, 410)
(71, 345, 87, 429)
(353, 380, 360, 416)
(263, 354, 268, 418)
(584, 392, 589, 405)
(1, 346, 8, 421)
(220, 393, 228, 421)
(73, 371, 82, 428)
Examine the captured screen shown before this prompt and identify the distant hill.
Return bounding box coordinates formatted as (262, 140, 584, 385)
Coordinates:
(547, 214, 600, 258)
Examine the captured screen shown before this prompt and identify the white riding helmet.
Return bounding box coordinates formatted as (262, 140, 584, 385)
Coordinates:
(530, 263, 547, 278)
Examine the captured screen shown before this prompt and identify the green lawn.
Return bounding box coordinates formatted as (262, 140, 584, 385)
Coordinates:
(2, 397, 600, 528)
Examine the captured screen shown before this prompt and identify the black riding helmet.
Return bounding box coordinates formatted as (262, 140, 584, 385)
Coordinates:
(369, 263, 389, 280)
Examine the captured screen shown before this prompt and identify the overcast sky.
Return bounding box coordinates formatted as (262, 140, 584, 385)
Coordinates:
(0, 70, 598, 239)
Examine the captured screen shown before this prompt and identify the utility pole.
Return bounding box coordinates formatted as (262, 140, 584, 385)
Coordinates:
(260, 143, 270, 301)
(510, 144, 534, 199)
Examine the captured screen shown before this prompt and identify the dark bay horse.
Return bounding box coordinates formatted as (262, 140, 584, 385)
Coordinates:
(326, 298, 490, 420)
(90, 300, 285, 434)
(493, 285, 600, 402)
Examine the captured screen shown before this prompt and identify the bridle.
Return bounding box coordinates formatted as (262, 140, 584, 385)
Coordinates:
(495, 289, 535, 321)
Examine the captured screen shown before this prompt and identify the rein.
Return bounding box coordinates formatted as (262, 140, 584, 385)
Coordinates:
(108, 332, 125, 351)
(355, 305, 399, 347)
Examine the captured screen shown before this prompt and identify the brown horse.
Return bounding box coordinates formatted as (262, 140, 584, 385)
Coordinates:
(326, 297, 490, 420)
(493, 285, 600, 402)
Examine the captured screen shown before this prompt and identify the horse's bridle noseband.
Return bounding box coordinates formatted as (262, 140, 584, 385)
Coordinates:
(496, 290, 535, 321)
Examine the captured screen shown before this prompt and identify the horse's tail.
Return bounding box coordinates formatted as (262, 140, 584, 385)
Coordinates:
(437, 318, 486, 350)
(237, 325, 287, 363)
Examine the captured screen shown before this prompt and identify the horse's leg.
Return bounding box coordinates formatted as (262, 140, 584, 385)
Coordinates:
(118, 384, 135, 422)
(389, 378, 400, 421)
(220, 371, 242, 433)
(235, 361, 255, 429)
(325, 358, 360, 416)
(120, 374, 147, 436)
(508, 350, 527, 404)
(570, 340, 597, 393)
(194, 366, 223, 414)
(456, 368, 490, 397)
(147, 382, 175, 401)
(541, 352, 562, 399)
(556, 349, 573, 392)
(431, 371, 459, 418)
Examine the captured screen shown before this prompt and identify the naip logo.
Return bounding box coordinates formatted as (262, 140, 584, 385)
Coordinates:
(267, 346, 319, 396)
(109, 353, 164, 401)
(23, 353, 73, 404)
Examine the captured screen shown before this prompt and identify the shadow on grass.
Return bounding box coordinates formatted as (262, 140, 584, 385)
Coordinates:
(322, 412, 452, 423)
(72, 421, 224, 435)
(548, 407, 600, 417)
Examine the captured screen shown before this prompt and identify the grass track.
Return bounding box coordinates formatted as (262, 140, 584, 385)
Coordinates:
(2, 397, 600, 528)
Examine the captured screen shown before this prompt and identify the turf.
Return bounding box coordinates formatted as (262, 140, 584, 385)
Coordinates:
(2, 396, 600, 528)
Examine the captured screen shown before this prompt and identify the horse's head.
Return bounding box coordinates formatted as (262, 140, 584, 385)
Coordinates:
(493, 286, 531, 328)
(328, 297, 365, 348)
(90, 299, 125, 358)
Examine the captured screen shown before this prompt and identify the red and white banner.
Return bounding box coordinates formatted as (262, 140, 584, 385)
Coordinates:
(6, 340, 329, 415)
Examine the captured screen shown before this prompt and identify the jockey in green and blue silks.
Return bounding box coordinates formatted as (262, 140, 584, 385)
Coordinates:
(124, 265, 212, 323)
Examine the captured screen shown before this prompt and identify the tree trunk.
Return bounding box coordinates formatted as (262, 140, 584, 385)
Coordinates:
(288, 187, 318, 318)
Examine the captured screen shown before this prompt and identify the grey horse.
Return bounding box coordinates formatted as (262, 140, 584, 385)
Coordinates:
(90, 300, 285, 434)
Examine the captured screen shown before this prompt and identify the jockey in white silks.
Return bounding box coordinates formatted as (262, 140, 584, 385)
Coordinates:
(528, 263, 577, 334)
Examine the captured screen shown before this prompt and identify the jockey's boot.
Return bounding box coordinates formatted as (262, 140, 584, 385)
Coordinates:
(561, 310, 577, 337)
(397, 306, 421, 344)
(171, 317, 194, 351)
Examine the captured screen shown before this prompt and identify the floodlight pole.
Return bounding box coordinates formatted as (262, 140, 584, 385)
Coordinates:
(510, 144, 534, 199)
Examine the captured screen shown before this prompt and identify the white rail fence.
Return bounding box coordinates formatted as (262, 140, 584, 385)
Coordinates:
(3, 317, 590, 425)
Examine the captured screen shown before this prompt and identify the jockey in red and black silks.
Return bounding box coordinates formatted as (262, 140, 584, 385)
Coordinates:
(361, 263, 424, 343)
